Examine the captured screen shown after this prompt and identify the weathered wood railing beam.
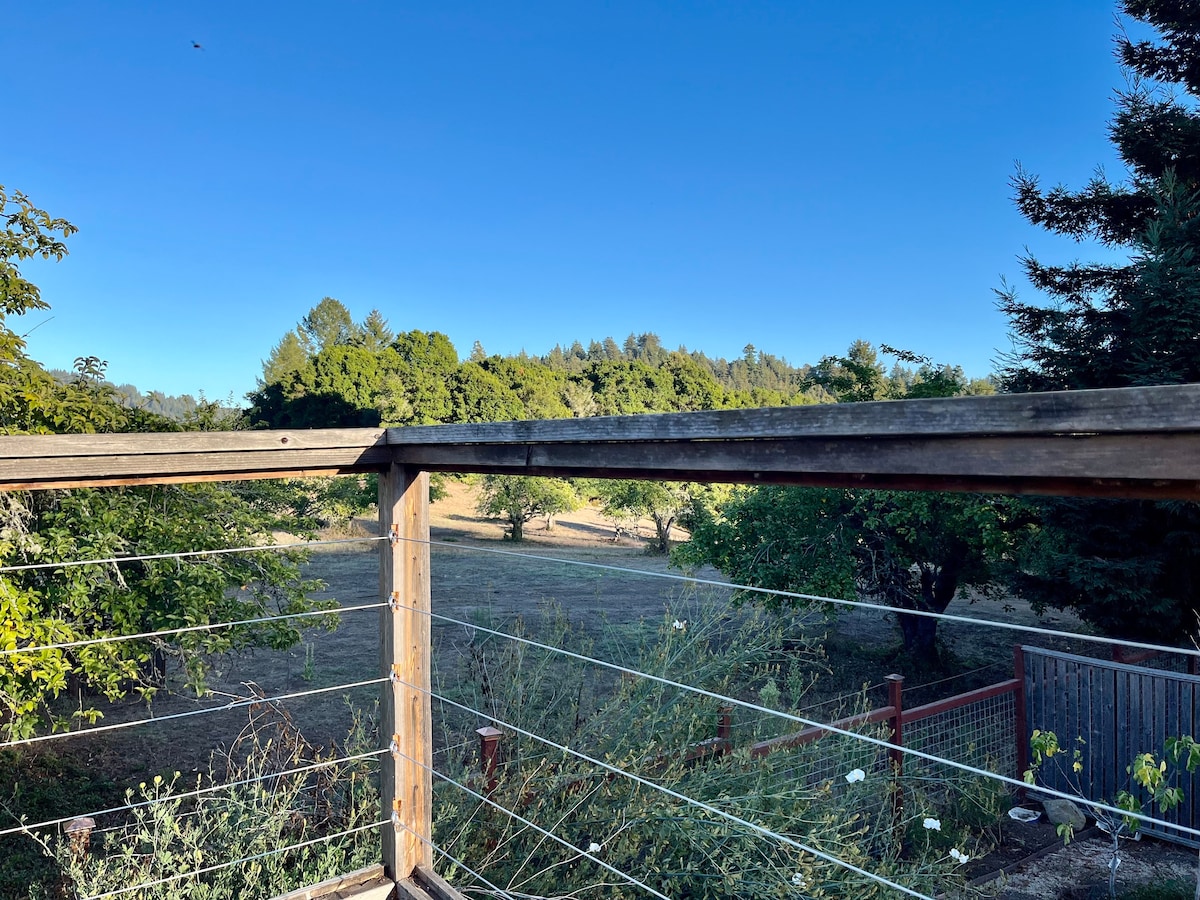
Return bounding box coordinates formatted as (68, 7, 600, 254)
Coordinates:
(0, 428, 389, 489)
(387, 385, 1200, 499)
(390, 434, 1200, 498)
(0, 386, 1199, 496)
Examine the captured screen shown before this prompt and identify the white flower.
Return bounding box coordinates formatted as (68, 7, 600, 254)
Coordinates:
(671, 619, 687, 631)
(844, 768, 866, 784)
(948, 848, 970, 864)
(791, 872, 806, 887)
(587, 842, 602, 854)
(922, 817, 941, 831)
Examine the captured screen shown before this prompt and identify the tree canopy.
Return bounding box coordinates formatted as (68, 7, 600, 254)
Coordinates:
(0, 187, 329, 739)
(676, 343, 1009, 665)
(996, 0, 1200, 642)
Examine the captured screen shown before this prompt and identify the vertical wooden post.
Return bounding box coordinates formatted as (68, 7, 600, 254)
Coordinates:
(717, 706, 733, 756)
(1013, 645, 1028, 783)
(886, 674, 904, 775)
(886, 674, 904, 819)
(380, 464, 433, 881)
(477, 726, 503, 792)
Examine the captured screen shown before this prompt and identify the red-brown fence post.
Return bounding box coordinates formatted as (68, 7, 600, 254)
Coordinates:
(886, 674, 904, 818)
(717, 706, 733, 756)
(477, 726, 503, 792)
(1013, 645, 1028, 788)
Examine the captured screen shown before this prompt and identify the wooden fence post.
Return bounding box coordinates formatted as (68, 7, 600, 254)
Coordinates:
(380, 464, 433, 882)
(886, 674, 904, 818)
(1013, 645, 1028, 786)
(717, 706, 733, 756)
(477, 726, 503, 792)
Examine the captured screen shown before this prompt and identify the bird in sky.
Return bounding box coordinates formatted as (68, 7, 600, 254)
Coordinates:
(191, 40, 204, 50)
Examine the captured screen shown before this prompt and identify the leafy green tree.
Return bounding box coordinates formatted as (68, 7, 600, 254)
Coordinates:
(806, 339, 891, 402)
(260, 329, 309, 387)
(678, 344, 1009, 665)
(0, 185, 75, 360)
(356, 308, 394, 353)
(476, 476, 578, 542)
(0, 188, 326, 739)
(585, 359, 677, 415)
(481, 356, 572, 419)
(996, 0, 1200, 642)
(679, 487, 1008, 663)
(298, 297, 356, 355)
(448, 363, 525, 423)
(595, 479, 696, 553)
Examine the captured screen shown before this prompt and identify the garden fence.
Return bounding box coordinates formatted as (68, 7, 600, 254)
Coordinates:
(1022, 645, 1200, 846)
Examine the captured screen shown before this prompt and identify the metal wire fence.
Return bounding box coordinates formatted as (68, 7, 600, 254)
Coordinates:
(6, 524, 1200, 899)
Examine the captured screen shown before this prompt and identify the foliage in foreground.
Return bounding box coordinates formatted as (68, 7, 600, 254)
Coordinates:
(35, 704, 380, 900)
(431, 597, 989, 898)
(995, 0, 1200, 644)
(0, 185, 337, 740)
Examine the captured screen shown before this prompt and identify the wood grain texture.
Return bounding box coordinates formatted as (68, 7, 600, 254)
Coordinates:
(386, 384, 1200, 444)
(1, 384, 1200, 495)
(379, 465, 433, 880)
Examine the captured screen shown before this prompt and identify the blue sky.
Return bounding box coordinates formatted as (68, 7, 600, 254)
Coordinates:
(6, 1, 1133, 401)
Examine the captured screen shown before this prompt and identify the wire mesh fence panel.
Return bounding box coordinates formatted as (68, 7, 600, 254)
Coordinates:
(904, 690, 1019, 786)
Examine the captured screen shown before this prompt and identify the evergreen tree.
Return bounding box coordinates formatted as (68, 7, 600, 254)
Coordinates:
(998, 0, 1200, 641)
(299, 297, 356, 355)
(261, 329, 309, 386)
(358, 308, 395, 353)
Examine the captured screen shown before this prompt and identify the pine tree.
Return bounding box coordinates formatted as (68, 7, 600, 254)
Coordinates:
(998, 0, 1200, 641)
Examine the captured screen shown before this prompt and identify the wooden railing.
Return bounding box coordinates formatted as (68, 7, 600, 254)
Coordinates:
(6, 383, 1200, 897)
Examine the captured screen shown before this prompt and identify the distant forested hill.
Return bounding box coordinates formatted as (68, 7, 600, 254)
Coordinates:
(246, 298, 993, 430)
(48, 370, 215, 421)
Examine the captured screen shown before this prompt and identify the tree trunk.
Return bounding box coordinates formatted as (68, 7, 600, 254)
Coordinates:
(652, 514, 675, 554)
(510, 518, 524, 541)
(897, 612, 939, 664)
(896, 558, 964, 666)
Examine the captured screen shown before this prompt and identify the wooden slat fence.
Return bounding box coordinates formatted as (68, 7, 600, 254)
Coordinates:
(1022, 645, 1200, 846)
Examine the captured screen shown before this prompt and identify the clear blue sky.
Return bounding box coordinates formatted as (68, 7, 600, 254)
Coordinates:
(7, 1, 1132, 401)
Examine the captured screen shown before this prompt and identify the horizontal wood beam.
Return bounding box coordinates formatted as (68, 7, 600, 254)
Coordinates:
(0, 386, 1199, 495)
(386, 384, 1200, 444)
(392, 433, 1200, 498)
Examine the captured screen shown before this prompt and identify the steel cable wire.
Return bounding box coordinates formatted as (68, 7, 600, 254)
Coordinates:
(404, 605, 1200, 840)
(0, 677, 388, 750)
(0, 533, 387, 576)
(0, 600, 387, 657)
(418, 537, 1200, 660)
(391, 747, 675, 900)
(0, 748, 388, 839)
(414, 687, 936, 899)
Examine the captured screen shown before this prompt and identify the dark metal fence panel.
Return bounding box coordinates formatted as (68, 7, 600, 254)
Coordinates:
(1023, 646, 1200, 847)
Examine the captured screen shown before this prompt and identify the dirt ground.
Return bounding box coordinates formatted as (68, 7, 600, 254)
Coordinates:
(19, 480, 1200, 898)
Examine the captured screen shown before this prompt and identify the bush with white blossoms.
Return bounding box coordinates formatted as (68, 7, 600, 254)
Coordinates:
(430, 598, 981, 899)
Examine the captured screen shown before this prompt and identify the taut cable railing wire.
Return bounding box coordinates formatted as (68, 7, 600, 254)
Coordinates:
(80, 818, 391, 900)
(0, 748, 389, 839)
(0, 600, 386, 657)
(400, 683, 939, 900)
(412, 536, 1200, 660)
(391, 747, 678, 900)
(0, 534, 389, 656)
(0, 533, 388, 575)
(399, 594, 1200, 842)
(0, 530, 392, 899)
